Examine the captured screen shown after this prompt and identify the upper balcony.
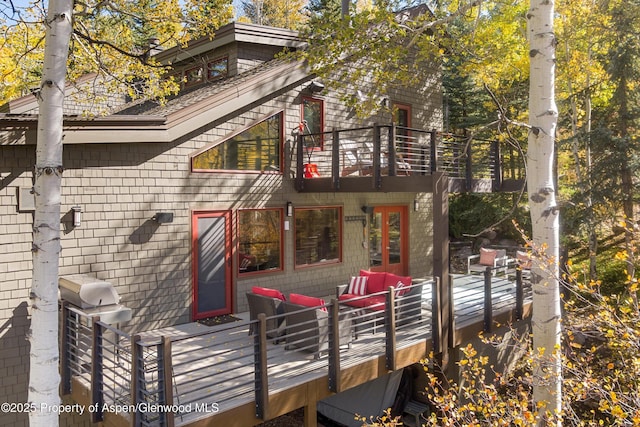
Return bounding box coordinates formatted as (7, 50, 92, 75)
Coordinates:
(291, 124, 525, 194)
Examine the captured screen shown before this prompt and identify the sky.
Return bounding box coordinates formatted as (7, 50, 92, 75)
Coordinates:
(3, 0, 246, 19)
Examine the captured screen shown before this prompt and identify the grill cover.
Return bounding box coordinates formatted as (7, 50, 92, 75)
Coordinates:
(59, 274, 120, 309)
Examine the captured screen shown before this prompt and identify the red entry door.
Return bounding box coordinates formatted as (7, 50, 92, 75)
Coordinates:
(192, 211, 232, 319)
(368, 206, 408, 275)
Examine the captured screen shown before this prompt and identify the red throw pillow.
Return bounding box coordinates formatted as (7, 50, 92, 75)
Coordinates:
(289, 293, 327, 311)
(479, 248, 497, 266)
(347, 276, 368, 296)
(516, 251, 532, 269)
(383, 273, 412, 289)
(359, 270, 387, 294)
(252, 286, 286, 301)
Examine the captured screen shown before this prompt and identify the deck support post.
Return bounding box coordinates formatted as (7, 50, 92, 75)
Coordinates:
(483, 268, 493, 332)
(91, 316, 104, 423)
(60, 301, 71, 395)
(385, 288, 397, 371)
(254, 313, 269, 420)
(432, 172, 451, 372)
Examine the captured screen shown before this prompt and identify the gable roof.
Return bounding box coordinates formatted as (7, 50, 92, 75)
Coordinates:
(1, 40, 312, 145)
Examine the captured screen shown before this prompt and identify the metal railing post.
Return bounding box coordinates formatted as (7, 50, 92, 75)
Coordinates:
(430, 129, 438, 173)
(328, 300, 341, 392)
(131, 334, 143, 427)
(332, 129, 340, 189)
(432, 276, 443, 354)
(61, 302, 71, 395)
(385, 288, 397, 371)
(515, 269, 524, 320)
(254, 313, 269, 419)
(388, 125, 397, 176)
(483, 268, 493, 332)
(373, 124, 382, 189)
(295, 133, 304, 190)
(493, 140, 502, 191)
(91, 317, 104, 423)
(159, 336, 175, 427)
(465, 140, 473, 191)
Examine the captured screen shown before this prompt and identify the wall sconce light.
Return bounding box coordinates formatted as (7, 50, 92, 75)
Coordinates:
(286, 201, 293, 217)
(361, 205, 374, 215)
(71, 206, 82, 227)
(152, 212, 174, 224)
(306, 81, 325, 93)
(414, 199, 419, 212)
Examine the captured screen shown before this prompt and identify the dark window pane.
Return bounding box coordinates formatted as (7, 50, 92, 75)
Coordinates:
(295, 207, 341, 266)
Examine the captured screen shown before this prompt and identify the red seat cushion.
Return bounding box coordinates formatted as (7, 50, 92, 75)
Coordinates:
(359, 270, 387, 294)
(252, 286, 286, 301)
(339, 294, 386, 311)
(289, 293, 327, 311)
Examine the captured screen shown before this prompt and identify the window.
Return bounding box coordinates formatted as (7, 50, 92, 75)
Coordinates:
(185, 66, 204, 87)
(295, 207, 342, 267)
(238, 209, 283, 275)
(301, 97, 324, 149)
(192, 112, 283, 172)
(208, 57, 228, 81)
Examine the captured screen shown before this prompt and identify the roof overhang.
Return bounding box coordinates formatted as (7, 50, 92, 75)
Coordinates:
(1, 61, 312, 146)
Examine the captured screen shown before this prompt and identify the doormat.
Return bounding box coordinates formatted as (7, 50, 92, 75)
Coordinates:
(197, 315, 241, 327)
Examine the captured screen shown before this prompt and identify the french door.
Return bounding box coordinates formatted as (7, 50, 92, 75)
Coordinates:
(192, 210, 232, 319)
(368, 206, 408, 275)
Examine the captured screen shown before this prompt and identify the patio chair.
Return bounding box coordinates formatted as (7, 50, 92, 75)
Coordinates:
(282, 301, 352, 358)
(467, 248, 509, 276)
(364, 142, 412, 176)
(340, 139, 372, 176)
(246, 291, 286, 339)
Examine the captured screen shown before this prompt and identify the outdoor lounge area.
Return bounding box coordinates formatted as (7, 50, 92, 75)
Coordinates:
(61, 269, 532, 427)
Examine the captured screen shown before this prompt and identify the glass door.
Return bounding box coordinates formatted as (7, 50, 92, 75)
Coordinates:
(192, 210, 232, 319)
(368, 206, 408, 275)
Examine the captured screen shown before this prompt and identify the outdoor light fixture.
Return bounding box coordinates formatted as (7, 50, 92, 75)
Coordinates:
(306, 81, 325, 93)
(361, 205, 374, 215)
(71, 206, 82, 227)
(286, 201, 293, 217)
(152, 212, 174, 224)
(414, 199, 419, 212)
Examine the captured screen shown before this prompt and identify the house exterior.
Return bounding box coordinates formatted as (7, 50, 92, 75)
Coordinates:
(0, 21, 444, 426)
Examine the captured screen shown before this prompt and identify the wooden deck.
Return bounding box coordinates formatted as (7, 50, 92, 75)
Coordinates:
(63, 274, 532, 427)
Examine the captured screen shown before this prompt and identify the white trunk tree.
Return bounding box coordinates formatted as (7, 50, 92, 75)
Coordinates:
(29, 0, 73, 425)
(527, 0, 562, 424)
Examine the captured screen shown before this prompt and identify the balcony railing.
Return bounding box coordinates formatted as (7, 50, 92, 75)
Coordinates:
(61, 272, 531, 426)
(293, 124, 525, 192)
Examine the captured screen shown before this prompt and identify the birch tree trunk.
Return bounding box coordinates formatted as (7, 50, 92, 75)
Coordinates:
(527, 0, 562, 424)
(29, 0, 73, 425)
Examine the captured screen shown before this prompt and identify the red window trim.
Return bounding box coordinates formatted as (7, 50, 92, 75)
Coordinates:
(236, 208, 284, 277)
(293, 205, 343, 269)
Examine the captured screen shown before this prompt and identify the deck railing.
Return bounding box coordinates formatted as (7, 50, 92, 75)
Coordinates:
(61, 274, 533, 426)
(294, 124, 525, 191)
